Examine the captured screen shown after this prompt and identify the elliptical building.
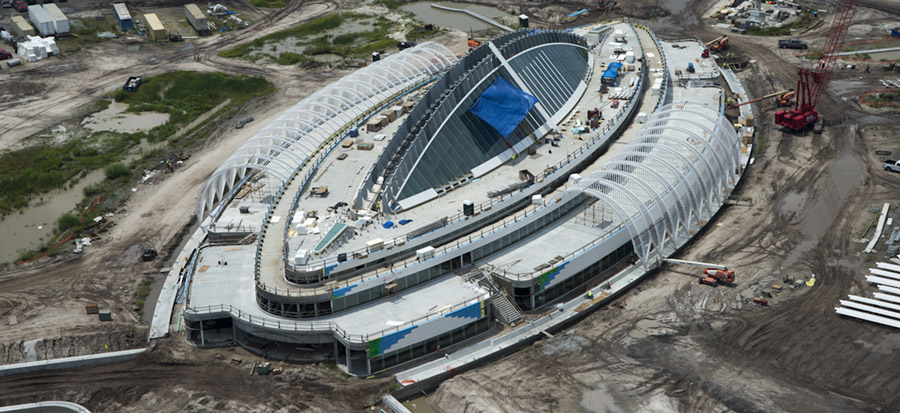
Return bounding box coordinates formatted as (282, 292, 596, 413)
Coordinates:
(177, 23, 750, 377)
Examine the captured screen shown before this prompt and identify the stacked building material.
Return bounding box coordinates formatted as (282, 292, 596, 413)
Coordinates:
(16, 35, 59, 62)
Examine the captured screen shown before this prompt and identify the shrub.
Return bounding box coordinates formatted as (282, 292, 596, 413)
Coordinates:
(57, 213, 80, 232)
(104, 163, 130, 180)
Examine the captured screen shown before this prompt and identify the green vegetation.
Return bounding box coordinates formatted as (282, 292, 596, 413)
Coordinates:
(277, 52, 308, 65)
(0, 71, 274, 236)
(219, 14, 345, 59)
(251, 0, 291, 8)
(135, 277, 154, 317)
(219, 13, 440, 64)
(57, 213, 80, 232)
(375, 0, 400, 9)
(104, 163, 130, 180)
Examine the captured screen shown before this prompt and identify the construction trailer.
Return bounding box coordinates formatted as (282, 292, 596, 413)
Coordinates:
(42, 3, 70, 34)
(185, 4, 208, 34)
(11, 15, 35, 37)
(113, 3, 134, 31)
(143, 13, 166, 40)
(28, 5, 55, 37)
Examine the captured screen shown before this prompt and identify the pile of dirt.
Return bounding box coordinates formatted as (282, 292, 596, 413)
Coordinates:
(0, 326, 146, 364)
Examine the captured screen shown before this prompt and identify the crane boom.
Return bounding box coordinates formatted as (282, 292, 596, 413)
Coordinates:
(775, 0, 860, 131)
(732, 89, 793, 108)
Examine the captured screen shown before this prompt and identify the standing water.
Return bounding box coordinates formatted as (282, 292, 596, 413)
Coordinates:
(0, 169, 105, 264)
(401, 2, 509, 32)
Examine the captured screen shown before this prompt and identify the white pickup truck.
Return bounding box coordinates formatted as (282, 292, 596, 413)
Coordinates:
(883, 159, 900, 172)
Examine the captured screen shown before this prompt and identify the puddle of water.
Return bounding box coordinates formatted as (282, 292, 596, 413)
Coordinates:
(401, 2, 508, 32)
(0, 169, 105, 264)
(311, 53, 344, 62)
(403, 396, 438, 413)
(82, 101, 170, 134)
(141, 275, 165, 324)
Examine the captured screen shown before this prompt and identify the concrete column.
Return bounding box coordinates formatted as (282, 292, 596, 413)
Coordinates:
(199, 320, 206, 346)
(367, 356, 372, 376)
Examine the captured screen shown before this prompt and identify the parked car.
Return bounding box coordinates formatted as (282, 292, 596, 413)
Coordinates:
(1, 0, 13, 9)
(0, 50, 11, 60)
(13, 0, 26, 11)
(883, 159, 900, 173)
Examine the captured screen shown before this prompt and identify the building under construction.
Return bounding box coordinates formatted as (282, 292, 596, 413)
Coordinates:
(175, 22, 752, 377)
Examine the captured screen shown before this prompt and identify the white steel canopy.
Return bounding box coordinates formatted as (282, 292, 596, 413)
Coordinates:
(196, 43, 457, 218)
(569, 102, 740, 269)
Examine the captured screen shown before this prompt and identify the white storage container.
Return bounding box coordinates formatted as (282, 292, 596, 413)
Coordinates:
(366, 238, 384, 253)
(568, 173, 582, 185)
(43, 4, 69, 34)
(294, 249, 310, 265)
(637, 112, 647, 123)
(531, 194, 543, 205)
(28, 5, 55, 36)
(416, 246, 435, 260)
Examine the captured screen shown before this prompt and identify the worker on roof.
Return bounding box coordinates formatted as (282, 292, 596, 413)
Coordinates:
(587, 290, 593, 300)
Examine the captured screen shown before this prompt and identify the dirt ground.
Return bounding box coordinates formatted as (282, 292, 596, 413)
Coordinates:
(2, 0, 900, 411)
(424, 0, 900, 412)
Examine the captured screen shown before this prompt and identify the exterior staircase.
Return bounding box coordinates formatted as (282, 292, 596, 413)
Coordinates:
(463, 268, 523, 326)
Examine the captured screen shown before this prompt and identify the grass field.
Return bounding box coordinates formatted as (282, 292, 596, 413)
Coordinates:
(0, 72, 274, 231)
(219, 13, 439, 65)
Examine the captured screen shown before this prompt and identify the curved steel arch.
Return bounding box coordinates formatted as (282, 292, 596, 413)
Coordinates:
(592, 169, 674, 252)
(621, 150, 703, 229)
(661, 103, 740, 175)
(577, 187, 650, 269)
(632, 130, 723, 205)
(606, 159, 691, 240)
(626, 142, 714, 217)
(645, 108, 736, 184)
(197, 44, 459, 219)
(638, 122, 735, 202)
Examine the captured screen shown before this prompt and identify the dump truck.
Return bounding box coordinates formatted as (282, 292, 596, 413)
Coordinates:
(778, 38, 808, 49)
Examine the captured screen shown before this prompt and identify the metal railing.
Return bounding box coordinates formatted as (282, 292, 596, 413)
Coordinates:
(255, 24, 650, 296)
(185, 296, 482, 344)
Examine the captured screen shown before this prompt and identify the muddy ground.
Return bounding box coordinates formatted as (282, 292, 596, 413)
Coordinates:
(426, 0, 900, 412)
(2, 0, 900, 411)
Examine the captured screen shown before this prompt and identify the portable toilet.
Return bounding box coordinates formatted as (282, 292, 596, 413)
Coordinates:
(113, 3, 134, 31)
(518, 14, 529, 28)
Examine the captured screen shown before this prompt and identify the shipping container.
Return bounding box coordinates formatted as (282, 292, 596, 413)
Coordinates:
(185, 4, 208, 33)
(113, 3, 133, 31)
(11, 15, 35, 36)
(28, 5, 55, 36)
(143, 13, 166, 40)
(43, 3, 69, 34)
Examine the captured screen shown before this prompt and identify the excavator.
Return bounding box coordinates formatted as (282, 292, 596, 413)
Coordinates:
(727, 89, 794, 109)
(701, 36, 729, 57)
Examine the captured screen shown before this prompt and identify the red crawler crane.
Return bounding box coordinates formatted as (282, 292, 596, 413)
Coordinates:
(775, 0, 860, 131)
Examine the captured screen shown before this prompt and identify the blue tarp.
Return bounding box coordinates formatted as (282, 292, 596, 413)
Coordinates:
(383, 221, 395, 229)
(469, 76, 539, 138)
(568, 9, 588, 18)
(602, 62, 622, 79)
